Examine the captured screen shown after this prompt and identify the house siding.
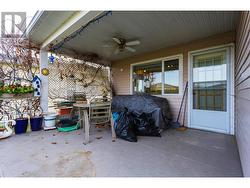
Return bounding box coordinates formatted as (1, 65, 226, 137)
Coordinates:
(235, 11, 250, 177)
(111, 31, 235, 124)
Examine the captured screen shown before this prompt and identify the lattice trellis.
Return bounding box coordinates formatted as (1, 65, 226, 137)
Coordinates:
(48, 57, 110, 102)
(0, 38, 41, 120)
(0, 97, 41, 120)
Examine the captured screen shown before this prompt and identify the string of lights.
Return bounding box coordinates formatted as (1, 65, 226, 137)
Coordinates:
(52, 11, 113, 52)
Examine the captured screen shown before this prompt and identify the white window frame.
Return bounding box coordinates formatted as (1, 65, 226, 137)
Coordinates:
(130, 54, 183, 96)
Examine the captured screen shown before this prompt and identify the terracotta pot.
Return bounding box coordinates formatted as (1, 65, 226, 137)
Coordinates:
(59, 107, 72, 115)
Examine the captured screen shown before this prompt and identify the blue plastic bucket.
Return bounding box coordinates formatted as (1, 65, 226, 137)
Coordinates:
(15, 118, 28, 134)
(30, 116, 43, 131)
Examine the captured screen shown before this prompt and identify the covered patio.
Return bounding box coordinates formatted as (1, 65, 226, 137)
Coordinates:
(1, 10, 249, 177)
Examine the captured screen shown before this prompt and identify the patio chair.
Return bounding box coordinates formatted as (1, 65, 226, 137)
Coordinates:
(88, 98, 116, 142)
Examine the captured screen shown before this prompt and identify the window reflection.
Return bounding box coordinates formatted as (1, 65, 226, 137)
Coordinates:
(193, 51, 227, 111)
(133, 61, 162, 95)
(164, 59, 179, 94)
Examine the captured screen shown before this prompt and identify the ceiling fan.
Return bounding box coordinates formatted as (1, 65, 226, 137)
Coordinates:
(103, 37, 140, 55)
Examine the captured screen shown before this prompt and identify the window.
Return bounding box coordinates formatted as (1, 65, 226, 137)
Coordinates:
(164, 59, 179, 94)
(132, 56, 182, 95)
(133, 61, 162, 95)
(192, 51, 227, 111)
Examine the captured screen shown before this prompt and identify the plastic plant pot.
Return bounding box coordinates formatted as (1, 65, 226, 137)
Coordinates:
(30, 116, 43, 131)
(15, 118, 28, 134)
(59, 107, 72, 115)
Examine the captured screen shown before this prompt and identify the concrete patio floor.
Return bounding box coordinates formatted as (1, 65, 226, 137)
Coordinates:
(0, 126, 242, 177)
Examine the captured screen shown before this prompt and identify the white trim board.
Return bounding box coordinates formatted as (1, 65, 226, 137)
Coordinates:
(187, 43, 235, 135)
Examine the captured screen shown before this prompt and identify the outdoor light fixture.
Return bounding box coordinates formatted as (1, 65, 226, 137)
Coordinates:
(136, 69, 144, 75)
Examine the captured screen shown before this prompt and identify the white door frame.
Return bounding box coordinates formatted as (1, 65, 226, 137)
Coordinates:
(187, 43, 235, 135)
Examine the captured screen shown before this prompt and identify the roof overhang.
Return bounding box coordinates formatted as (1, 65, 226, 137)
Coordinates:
(27, 11, 105, 49)
(27, 11, 240, 66)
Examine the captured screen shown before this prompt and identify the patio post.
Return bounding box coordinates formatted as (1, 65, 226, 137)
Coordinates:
(39, 49, 49, 113)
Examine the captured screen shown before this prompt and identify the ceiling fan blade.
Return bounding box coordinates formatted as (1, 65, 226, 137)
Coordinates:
(125, 46, 136, 53)
(126, 40, 140, 46)
(102, 44, 113, 48)
(112, 37, 121, 44)
(114, 48, 120, 55)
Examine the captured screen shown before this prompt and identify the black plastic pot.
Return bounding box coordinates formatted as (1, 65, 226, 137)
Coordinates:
(30, 116, 43, 131)
(15, 118, 28, 134)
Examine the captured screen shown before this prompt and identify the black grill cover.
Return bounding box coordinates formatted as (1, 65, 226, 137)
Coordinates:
(112, 94, 173, 129)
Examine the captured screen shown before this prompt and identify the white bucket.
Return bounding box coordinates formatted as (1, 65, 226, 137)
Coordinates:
(44, 113, 57, 129)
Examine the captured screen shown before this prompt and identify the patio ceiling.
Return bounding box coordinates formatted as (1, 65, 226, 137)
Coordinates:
(26, 11, 75, 44)
(28, 11, 240, 65)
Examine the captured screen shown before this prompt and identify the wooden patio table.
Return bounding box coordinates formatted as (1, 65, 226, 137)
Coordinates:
(73, 102, 90, 144)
